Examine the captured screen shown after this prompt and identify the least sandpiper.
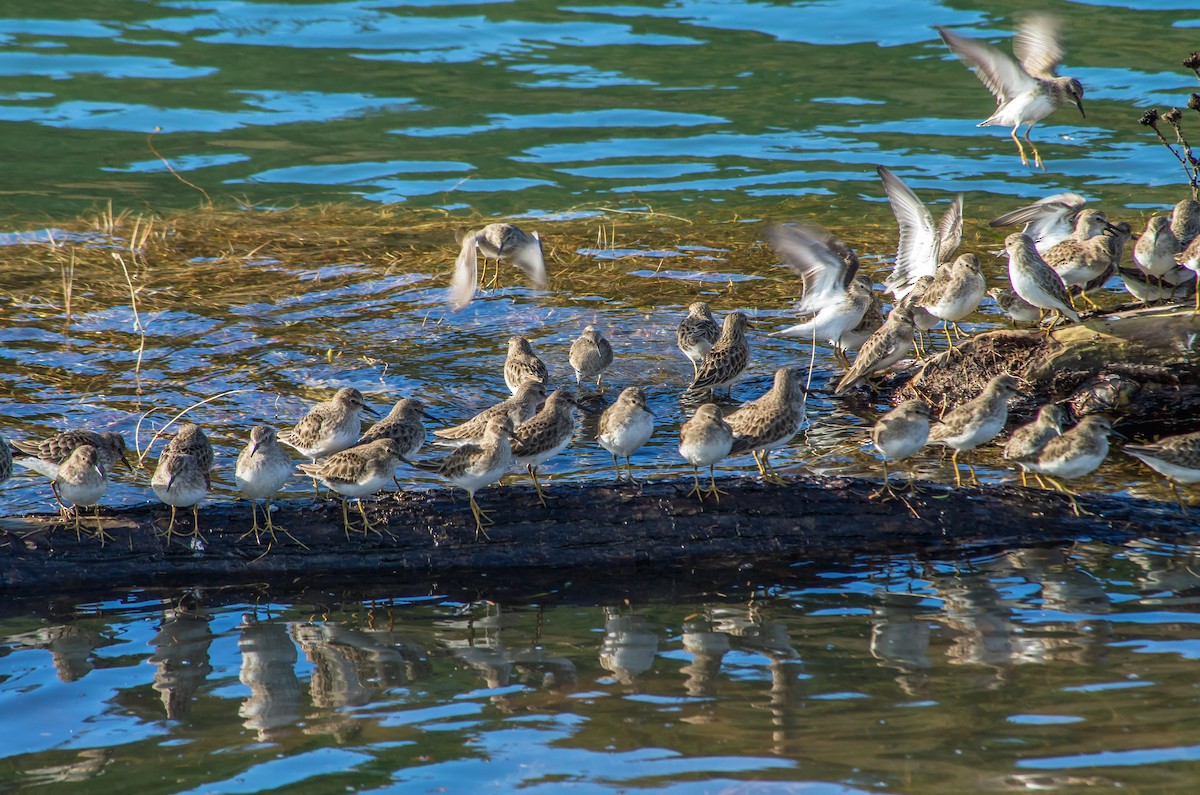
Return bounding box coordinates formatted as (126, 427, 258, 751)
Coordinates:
(234, 425, 295, 544)
(988, 286, 1042, 325)
(928, 373, 1024, 486)
(1042, 209, 1122, 299)
(1133, 216, 1181, 280)
(1119, 265, 1196, 304)
(1025, 415, 1117, 516)
(1174, 234, 1200, 312)
(1125, 430, 1200, 512)
(877, 165, 963, 298)
(1172, 198, 1200, 248)
(765, 222, 874, 365)
(569, 325, 614, 388)
(834, 306, 916, 395)
(678, 403, 734, 502)
(434, 381, 546, 446)
(1075, 221, 1130, 305)
(1003, 403, 1066, 487)
(990, 192, 1087, 253)
(597, 386, 655, 484)
(727, 367, 807, 484)
(55, 444, 109, 542)
(871, 399, 931, 498)
(937, 15, 1085, 169)
(357, 397, 428, 487)
(12, 429, 131, 481)
(151, 423, 213, 541)
(297, 438, 404, 537)
(411, 415, 514, 539)
(510, 389, 580, 505)
(677, 302, 721, 377)
(1003, 232, 1080, 327)
(917, 253, 985, 351)
(503, 335, 550, 395)
(280, 387, 376, 461)
(449, 222, 546, 310)
(687, 312, 751, 398)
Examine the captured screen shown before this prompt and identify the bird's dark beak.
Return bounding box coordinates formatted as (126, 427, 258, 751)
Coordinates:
(362, 405, 381, 418)
(1076, 99, 1086, 119)
(250, 439, 263, 456)
(120, 453, 135, 472)
(419, 408, 439, 421)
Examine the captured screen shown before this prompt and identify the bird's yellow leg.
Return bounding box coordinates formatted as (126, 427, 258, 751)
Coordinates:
(356, 500, 382, 536)
(528, 465, 548, 507)
(1046, 476, 1088, 516)
(1170, 481, 1190, 516)
(687, 465, 705, 502)
(469, 493, 494, 540)
(92, 506, 112, 546)
(870, 458, 900, 500)
(239, 501, 263, 543)
(1011, 126, 1030, 167)
(950, 449, 963, 487)
(72, 508, 82, 542)
(340, 497, 354, 539)
(706, 463, 728, 500)
(1020, 469, 1028, 488)
(1023, 123, 1044, 170)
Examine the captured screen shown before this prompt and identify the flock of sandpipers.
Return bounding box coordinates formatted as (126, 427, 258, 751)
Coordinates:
(5, 14, 1200, 543)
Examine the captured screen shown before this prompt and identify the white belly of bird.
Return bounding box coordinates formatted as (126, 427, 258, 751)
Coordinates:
(940, 413, 1005, 452)
(59, 479, 106, 508)
(515, 435, 572, 469)
(1036, 446, 1108, 480)
(322, 469, 393, 499)
(1010, 261, 1064, 311)
(984, 90, 1055, 128)
(680, 435, 733, 468)
(599, 414, 654, 459)
(1127, 454, 1200, 484)
(926, 285, 984, 323)
(236, 458, 293, 500)
(152, 480, 207, 508)
(454, 459, 510, 494)
(876, 433, 924, 463)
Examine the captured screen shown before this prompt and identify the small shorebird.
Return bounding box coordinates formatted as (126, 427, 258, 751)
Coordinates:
(1003, 404, 1066, 487)
(679, 404, 734, 503)
(234, 426, 296, 544)
(1172, 199, 1200, 248)
(12, 430, 131, 483)
(298, 438, 405, 537)
(928, 374, 1024, 486)
(54, 445, 109, 542)
(503, 335, 549, 395)
(597, 386, 655, 484)
(687, 312, 751, 398)
(1024, 415, 1117, 516)
(1133, 216, 1182, 283)
(1119, 265, 1197, 304)
(411, 416, 514, 539)
(937, 15, 1085, 169)
(871, 399, 931, 499)
(357, 397, 428, 486)
(151, 423, 213, 541)
(765, 222, 875, 365)
(434, 382, 546, 446)
(990, 192, 1087, 253)
(677, 302, 721, 377)
(834, 306, 917, 395)
(989, 286, 1041, 325)
(1003, 232, 1080, 328)
(917, 253, 985, 351)
(1174, 234, 1200, 312)
(1124, 430, 1200, 513)
(510, 389, 580, 506)
(449, 222, 546, 310)
(726, 367, 807, 484)
(569, 325, 614, 388)
(280, 387, 376, 461)
(1042, 209, 1123, 301)
(877, 165, 963, 299)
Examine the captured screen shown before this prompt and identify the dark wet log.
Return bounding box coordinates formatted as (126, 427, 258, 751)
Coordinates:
(895, 305, 1200, 434)
(0, 473, 1194, 593)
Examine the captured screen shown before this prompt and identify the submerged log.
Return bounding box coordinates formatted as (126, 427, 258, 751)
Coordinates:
(895, 304, 1200, 433)
(0, 473, 1193, 593)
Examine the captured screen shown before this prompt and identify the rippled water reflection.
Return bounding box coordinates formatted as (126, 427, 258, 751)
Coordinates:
(0, 1, 1199, 219)
(5, 541, 1200, 792)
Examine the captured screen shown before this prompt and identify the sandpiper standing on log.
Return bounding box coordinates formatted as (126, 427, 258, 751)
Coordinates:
(434, 382, 546, 447)
(298, 438, 405, 537)
(510, 389, 580, 506)
(937, 15, 1085, 169)
(280, 387, 376, 461)
(1024, 415, 1117, 516)
(12, 430, 131, 482)
(677, 302, 721, 377)
(1003, 403, 1066, 487)
(55, 444, 109, 542)
(503, 336, 549, 395)
(357, 397, 428, 486)
(449, 222, 546, 310)
(569, 325, 614, 388)
(1124, 430, 1200, 513)
(917, 253, 985, 351)
(835, 306, 917, 395)
(234, 425, 295, 544)
(928, 374, 1024, 486)
(1003, 232, 1080, 328)
(871, 399, 931, 498)
(597, 386, 655, 484)
(687, 311, 751, 398)
(411, 415, 515, 540)
(1133, 216, 1182, 283)
(151, 423, 213, 542)
(679, 403, 734, 503)
(726, 367, 807, 484)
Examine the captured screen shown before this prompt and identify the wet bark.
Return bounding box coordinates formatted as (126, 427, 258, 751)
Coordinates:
(893, 304, 1200, 434)
(0, 473, 1191, 594)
